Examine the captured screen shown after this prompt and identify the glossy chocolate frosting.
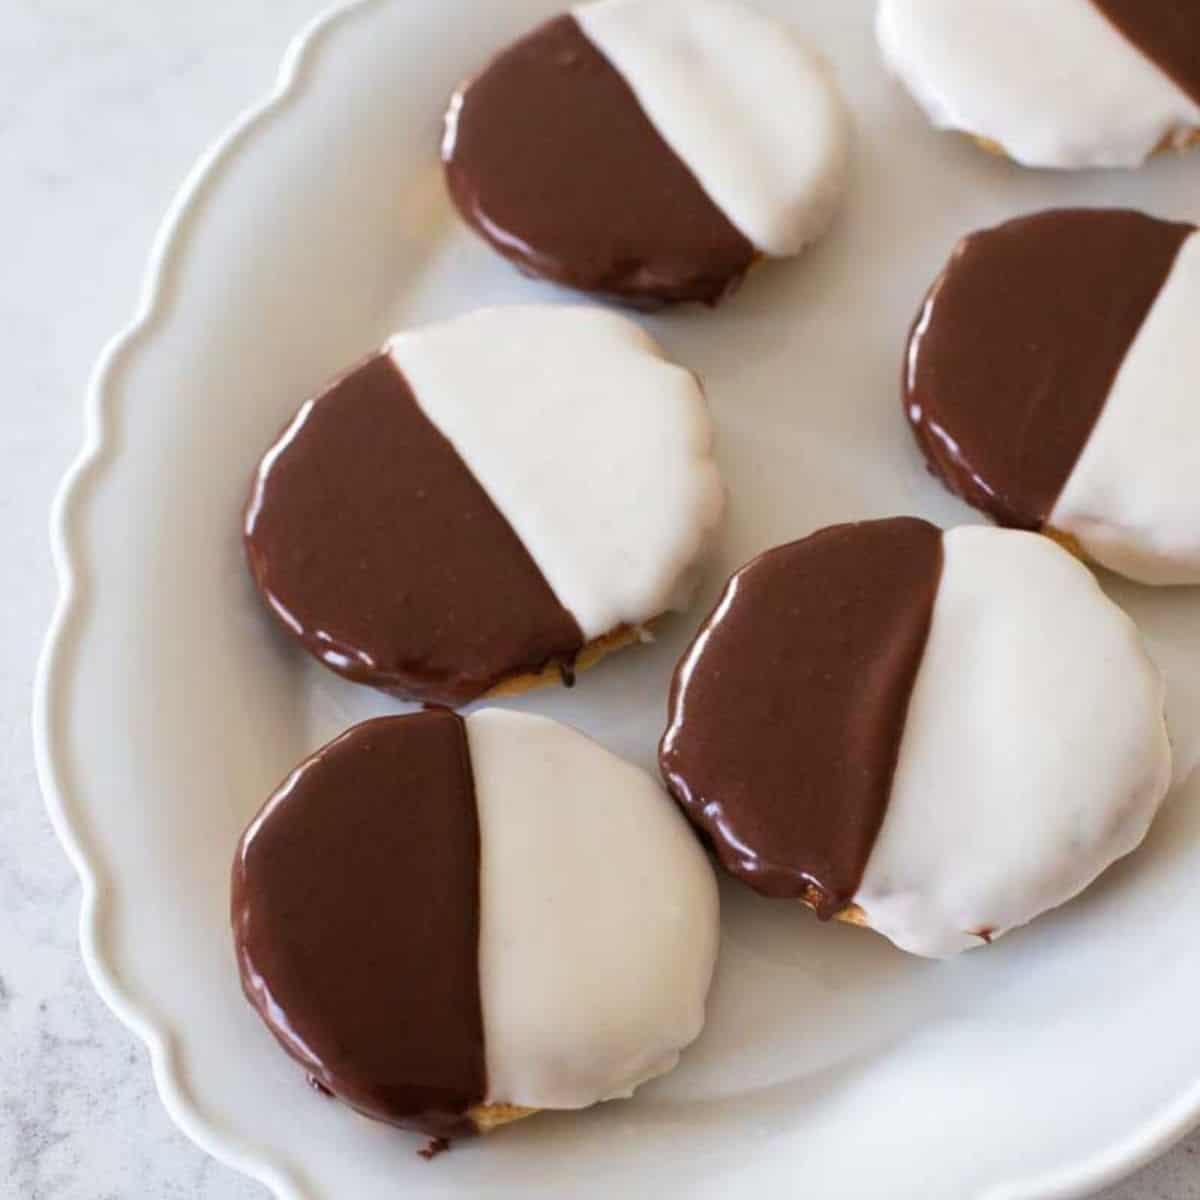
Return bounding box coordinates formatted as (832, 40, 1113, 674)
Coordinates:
(1091, 1, 1200, 106)
(442, 14, 754, 307)
(244, 353, 583, 706)
(660, 518, 943, 917)
(906, 208, 1192, 529)
(231, 711, 486, 1138)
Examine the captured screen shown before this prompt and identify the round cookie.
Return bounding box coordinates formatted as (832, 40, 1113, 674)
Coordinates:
(232, 708, 719, 1139)
(660, 518, 1171, 958)
(906, 208, 1200, 585)
(244, 305, 724, 705)
(442, 0, 849, 307)
(877, 0, 1200, 168)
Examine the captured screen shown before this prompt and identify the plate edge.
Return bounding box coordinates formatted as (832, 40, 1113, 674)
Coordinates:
(30, 4, 381, 1198)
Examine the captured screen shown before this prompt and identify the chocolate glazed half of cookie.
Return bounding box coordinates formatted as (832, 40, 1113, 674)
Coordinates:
(660, 517, 944, 918)
(243, 354, 584, 706)
(1090, 1, 1200, 106)
(905, 207, 1194, 531)
(442, 13, 754, 307)
(232, 711, 487, 1138)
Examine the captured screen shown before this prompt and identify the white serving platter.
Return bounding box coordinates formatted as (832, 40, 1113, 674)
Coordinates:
(35, 2, 1200, 1196)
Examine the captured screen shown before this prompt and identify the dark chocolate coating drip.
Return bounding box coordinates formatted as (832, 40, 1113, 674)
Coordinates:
(1091, 1, 1200, 106)
(231, 711, 486, 1138)
(660, 518, 943, 918)
(905, 208, 1192, 529)
(244, 354, 583, 706)
(443, 14, 755, 308)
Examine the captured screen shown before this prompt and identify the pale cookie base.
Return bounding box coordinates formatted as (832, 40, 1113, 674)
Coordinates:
(469, 1102, 539, 1134)
(809, 893, 996, 948)
(482, 624, 649, 701)
(970, 126, 1200, 163)
(1041, 525, 1086, 562)
(796, 882, 868, 928)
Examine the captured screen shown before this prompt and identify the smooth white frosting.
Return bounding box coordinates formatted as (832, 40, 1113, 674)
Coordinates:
(876, 0, 1200, 168)
(855, 527, 1171, 958)
(387, 306, 725, 640)
(574, 0, 849, 256)
(467, 708, 719, 1109)
(1051, 231, 1200, 585)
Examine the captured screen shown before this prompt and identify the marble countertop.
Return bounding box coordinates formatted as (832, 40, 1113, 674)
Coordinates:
(2, 2, 1197, 1196)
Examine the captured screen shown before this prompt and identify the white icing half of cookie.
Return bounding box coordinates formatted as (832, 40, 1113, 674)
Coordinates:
(1051, 232, 1200, 585)
(467, 708, 719, 1109)
(386, 306, 725, 641)
(876, 0, 1200, 168)
(574, 0, 849, 256)
(854, 527, 1171, 959)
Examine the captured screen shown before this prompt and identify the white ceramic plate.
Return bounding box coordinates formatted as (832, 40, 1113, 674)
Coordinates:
(34, 2, 1200, 1197)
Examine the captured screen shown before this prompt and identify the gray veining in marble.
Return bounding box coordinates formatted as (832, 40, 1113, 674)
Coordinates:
(1, 2, 1198, 1196)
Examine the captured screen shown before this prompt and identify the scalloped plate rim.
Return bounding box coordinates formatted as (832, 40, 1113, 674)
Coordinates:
(29, 3, 1200, 1197)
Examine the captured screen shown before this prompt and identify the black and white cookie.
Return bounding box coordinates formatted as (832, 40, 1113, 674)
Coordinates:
(661, 518, 1171, 958)
(878, 0, 1200, 168)
(232, 708, 719, 1139)
(244, 305, 724, 705)
(906, 208, 1200, 585)
(443, 0, 849, 306)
